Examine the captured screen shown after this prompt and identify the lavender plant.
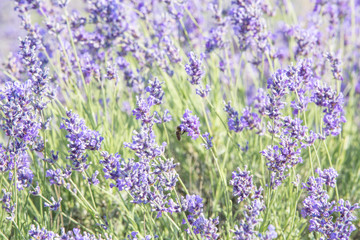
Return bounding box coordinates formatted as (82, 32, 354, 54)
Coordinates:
(0, 0, 359, 239)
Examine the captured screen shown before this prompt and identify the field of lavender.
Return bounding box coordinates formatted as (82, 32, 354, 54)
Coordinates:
(0, 0, 360, 239)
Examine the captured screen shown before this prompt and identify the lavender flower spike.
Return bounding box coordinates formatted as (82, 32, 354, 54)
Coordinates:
(179, 109, 201, 140)
(202, 132, 213, 150)
(60, 110, 104, 171)
(302, 168, 359, 239)
(185, 52, 205, 85)
(230, 166, 263, 203)
(44, 197, 62, 211)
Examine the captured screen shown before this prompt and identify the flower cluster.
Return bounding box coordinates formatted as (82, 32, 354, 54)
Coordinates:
(230, 166, 263, 203)
(205, 3, 227, 53)
(127, 231, 152, 240)
(287, 25, 321, 59)
(224, 103, 262, 134)
(60, 110, 104, 171)
(111, 79, 218, 237)
(229, 0, 271, 56)
(0, 189, 15, 220)
(46, 167, 72, 187)
(28, 225, 112, 240)
(202, 132, 213, 150)
(185, 52, 211, 98)
(181, 195, 219, 239)
(261, 136, 303, 187)
(179, 109, 201, 140)
(44, 196, 62, 211)
(326, 52, 344, 81)
(0, 77, 49, 193)
(230, 166, 277, 239)
(312, 0, 350, 38)
(227, 58, 346, 188)
(311, 83, 346, 137)
(0, 80, 41, 146)
(117, 80, 182, 219)
(100, 151, 179, 218)
(0, 0, 359, 238)
(302, 168, 359, 239)
(185, 52, 204, 85)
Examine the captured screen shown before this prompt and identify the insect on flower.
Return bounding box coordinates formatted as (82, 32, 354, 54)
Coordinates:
(176, 126, 185, 141)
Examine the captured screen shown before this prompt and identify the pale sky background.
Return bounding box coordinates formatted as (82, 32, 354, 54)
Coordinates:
(0, 0, 22, 59)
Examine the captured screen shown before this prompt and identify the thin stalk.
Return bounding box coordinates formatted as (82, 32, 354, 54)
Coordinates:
(322, 142, 340, 201)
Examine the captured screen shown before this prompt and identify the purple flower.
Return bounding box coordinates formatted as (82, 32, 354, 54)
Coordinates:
(162, 36, 181, 64)
(232, 199, 266, 240)
(99, 151, 123, 182)
(262, 59, 315, 121)
(152, 159, 179, 191)
(311, 83, 346, 137)
(287, 25, 321, 58)
(16, 163, 34, 191)
(230, 0, 269, 52)
(259, 225, 278, 240)
(302, 168, 360, 239)
(0, 80, 42, 146)
(224, 101, 241, 132)
(315, 168, 338, 188)
(313, 0, 350, 38)
(60, 110, 104, 171)
(355, 80, 360, 94)
(46, 167, 72, 186)
(185, 52, 205, 85)
(181, 195, 203, 217)
(56, 0, 69, 8)
(0, 145, 11, 172)
(154, 110, 172, 124)
(99, 152, 179, 218)
(14, 0, 40, 13)
(88, 170, 100, 185)
(202, 132, 213, 150)
(282, 117, 307, 140)
(44, 196, 62, 211)
(181, 195, 219, 239)
(28, 225, 112, 240)
(43, 150, 59, 164)
(290, 92, 310, 115)
(29, 183, 40, 196)
(117, 57, 136, 88)
(326, 52, 343, 81)
(239, 108, 262, 132)
(224, 103, 262, 133)
(132, 97, 153, 124)
(230, 166, 263, 203)
(253, 88, 267, 116)
(124, 126, 166, 160)
(0, 189, 15, 220)
(145, 78, 165, 105)
(61, 227, 112, 239)
(28, 225, 59, 240)
(189, 214, 219, 239)
(261, 136, 303, 189)
(5, 151, 34, 191)
(196, 85, 211, 98)
(179, 109, 201, 140)
(127, 231, 152, 240)
(205, 27, 226, 53)
(162, 110, 172, 123)
(117, 79, 183, 219)
(219, 60, 226, 72)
